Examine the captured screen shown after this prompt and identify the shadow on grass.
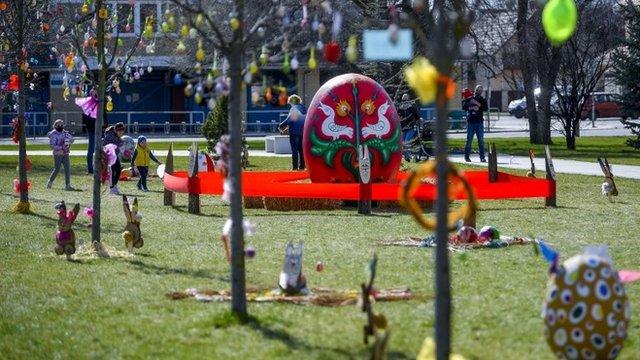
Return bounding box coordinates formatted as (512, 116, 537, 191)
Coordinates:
(207, 312, 398, 359)
(170, 205, 225, 217)
(480, 204, 579, 212)
(126, 259, 229, 282)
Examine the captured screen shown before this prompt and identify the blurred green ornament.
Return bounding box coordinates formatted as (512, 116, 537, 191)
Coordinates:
(542, 0, 577, 46)
(282, 53, 290, 73)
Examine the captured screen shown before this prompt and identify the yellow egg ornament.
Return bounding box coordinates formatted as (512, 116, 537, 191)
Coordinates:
(106, 97, 113, 112)
(229, 17, 240, 30)
(180, 24, 189, 38)
(542, 251, 630, 359)
(308, 47, 317, 70)
(195, 40, 205, 62)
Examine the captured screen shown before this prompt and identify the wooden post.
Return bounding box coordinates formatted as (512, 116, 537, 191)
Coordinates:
(544, 145, 557, 207)
(488, 143, 498, 183)
(163, 143, 175, 206)
(187, 142, 200, 214)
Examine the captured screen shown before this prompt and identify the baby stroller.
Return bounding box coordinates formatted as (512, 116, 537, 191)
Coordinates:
(403, 118, 434, 162)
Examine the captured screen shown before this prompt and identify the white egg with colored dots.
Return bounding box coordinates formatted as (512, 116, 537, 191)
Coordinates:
(543, 254, 630, 359)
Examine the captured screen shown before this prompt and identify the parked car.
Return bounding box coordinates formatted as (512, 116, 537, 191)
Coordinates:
(508, 97, 527, 118)
(580, 92, 626, 120)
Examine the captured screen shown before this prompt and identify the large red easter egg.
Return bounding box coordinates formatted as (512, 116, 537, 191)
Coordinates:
(303, 74, 402, 183)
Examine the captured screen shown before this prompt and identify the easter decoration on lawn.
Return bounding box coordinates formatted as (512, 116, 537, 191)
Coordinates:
(278, 241, 308, 296)
(54, 201, 80, 258)
(119, 135, 136, 163)
(598, 157, 618, 202)
(121, 195, 143, 252)
(361, 254, 390, 360)
(537, 241, 630, 359)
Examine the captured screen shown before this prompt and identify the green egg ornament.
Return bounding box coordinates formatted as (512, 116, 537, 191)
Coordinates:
(542, 253, 630, 359)
(542, 0, 578, 46)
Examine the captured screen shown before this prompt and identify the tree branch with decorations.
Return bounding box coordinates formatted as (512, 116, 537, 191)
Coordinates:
(56, 0, 144, 245)
(0, 0, 61, 213)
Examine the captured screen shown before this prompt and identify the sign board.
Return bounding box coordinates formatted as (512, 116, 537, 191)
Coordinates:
(363, 29, 413, 61)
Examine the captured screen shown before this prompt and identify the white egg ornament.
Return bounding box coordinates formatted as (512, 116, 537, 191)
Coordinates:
(543, 253, 630, 359)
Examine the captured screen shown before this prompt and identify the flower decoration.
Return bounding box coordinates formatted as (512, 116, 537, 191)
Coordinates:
(335, 99, 351, 117)
(360, 99, 376, 116)
(404, 57, 439, 104)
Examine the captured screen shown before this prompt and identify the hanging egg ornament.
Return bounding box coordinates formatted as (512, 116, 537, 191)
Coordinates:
(282, 53, 291, 73)
(243, 71, 253, 84)
(147, 66, 153, 73)
(133, 71, 140, 80)
(176, 41, 186, 54)
(184, 83, 194, 97)
(308, 47, 317, 70)
(167, 15, 175, 28)
(195, 40, 205, 62)
(543, 252, 630, 359)
(207, 97, 216, 110)
(195, 13, 204, 26)
(189, 28, 198, 39)
(161, 22, 170, 33)
(291, 55, 299, 71)
(229, 17, 240, 30)
(143, 18, 154, 39)
(98, 7, 108, 20)
(194, 92, 203, 105)
(249, 60, 259, 75)
(542, 0, 578, 45)
(346, 35, 357, 63)
(173, 73, 183, 86)
(205, 73, 215, 89)
(116, 38, 124, 47)
(257, 26, 265, 38)
(259, 46, 269, 65)
(180, 24, 189, 38)
(323, 41, 341, 63)
(106, 97, 113, 112)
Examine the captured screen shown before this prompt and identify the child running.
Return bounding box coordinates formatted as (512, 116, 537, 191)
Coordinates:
(131, 136, 161, 192)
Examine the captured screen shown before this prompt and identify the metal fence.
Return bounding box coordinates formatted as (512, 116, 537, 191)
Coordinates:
(1, 108, 502, 138)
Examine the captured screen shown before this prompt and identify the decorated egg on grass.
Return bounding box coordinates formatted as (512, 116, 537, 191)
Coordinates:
(119, 135, 135, 162)
(543, 254, 630, 359)
(478, 225, 499, 241)
(303, 74, 402, 183)
(456, 226, 478, 243)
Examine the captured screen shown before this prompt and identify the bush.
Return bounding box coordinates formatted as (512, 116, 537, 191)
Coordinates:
(202, 95, 229, 152)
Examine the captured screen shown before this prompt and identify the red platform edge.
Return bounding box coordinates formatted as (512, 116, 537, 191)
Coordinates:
(163, 170, 555, 202)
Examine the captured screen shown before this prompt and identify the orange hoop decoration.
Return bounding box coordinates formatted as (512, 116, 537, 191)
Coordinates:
(399, 160, 477, 232)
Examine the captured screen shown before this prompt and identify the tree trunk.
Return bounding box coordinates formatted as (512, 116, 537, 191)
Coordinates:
(17, 68, 29, 206)
(536, 89, 553, 145)
(91, 0, 106, 243)
(516, 0, 539, 144)
(228, 35, 247, 316)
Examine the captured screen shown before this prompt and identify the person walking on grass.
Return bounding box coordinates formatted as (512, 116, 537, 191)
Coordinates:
(131, 136, 161, 192)
(278, 94, 307, 170)
(103, 122, 126, 195)
(47, 119, 75, 191)
(463, 85, 488, 162)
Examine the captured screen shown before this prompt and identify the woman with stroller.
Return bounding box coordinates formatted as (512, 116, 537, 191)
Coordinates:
(398, 94, 421, 161)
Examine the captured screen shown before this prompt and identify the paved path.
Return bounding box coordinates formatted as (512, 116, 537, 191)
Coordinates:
(2, 149, 639, 179)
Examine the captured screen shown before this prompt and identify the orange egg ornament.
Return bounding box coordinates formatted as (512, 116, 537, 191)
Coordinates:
(543, 253, 630, 359)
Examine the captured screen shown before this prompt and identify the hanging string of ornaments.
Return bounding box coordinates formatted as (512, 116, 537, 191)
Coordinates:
(168, 0, 367, 111)
(55, 0, 151, 112)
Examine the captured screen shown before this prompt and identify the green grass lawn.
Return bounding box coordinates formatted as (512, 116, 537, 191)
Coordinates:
(1, 155, 639, 359)
(450, 136, 640, 166)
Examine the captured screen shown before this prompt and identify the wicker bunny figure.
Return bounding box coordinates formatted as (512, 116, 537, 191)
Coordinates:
(278, 241, 308, 295)
(122, 195, 143, 251)
(54, 201, 80, 257)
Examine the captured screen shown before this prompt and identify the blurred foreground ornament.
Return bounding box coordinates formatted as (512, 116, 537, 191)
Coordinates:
(542, 0, 577, 45)
(404, 57, 439, 104)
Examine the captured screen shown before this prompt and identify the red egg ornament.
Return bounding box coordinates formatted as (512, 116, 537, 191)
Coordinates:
(323, 41, 341, 63)
(303, 74, 402, 183)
